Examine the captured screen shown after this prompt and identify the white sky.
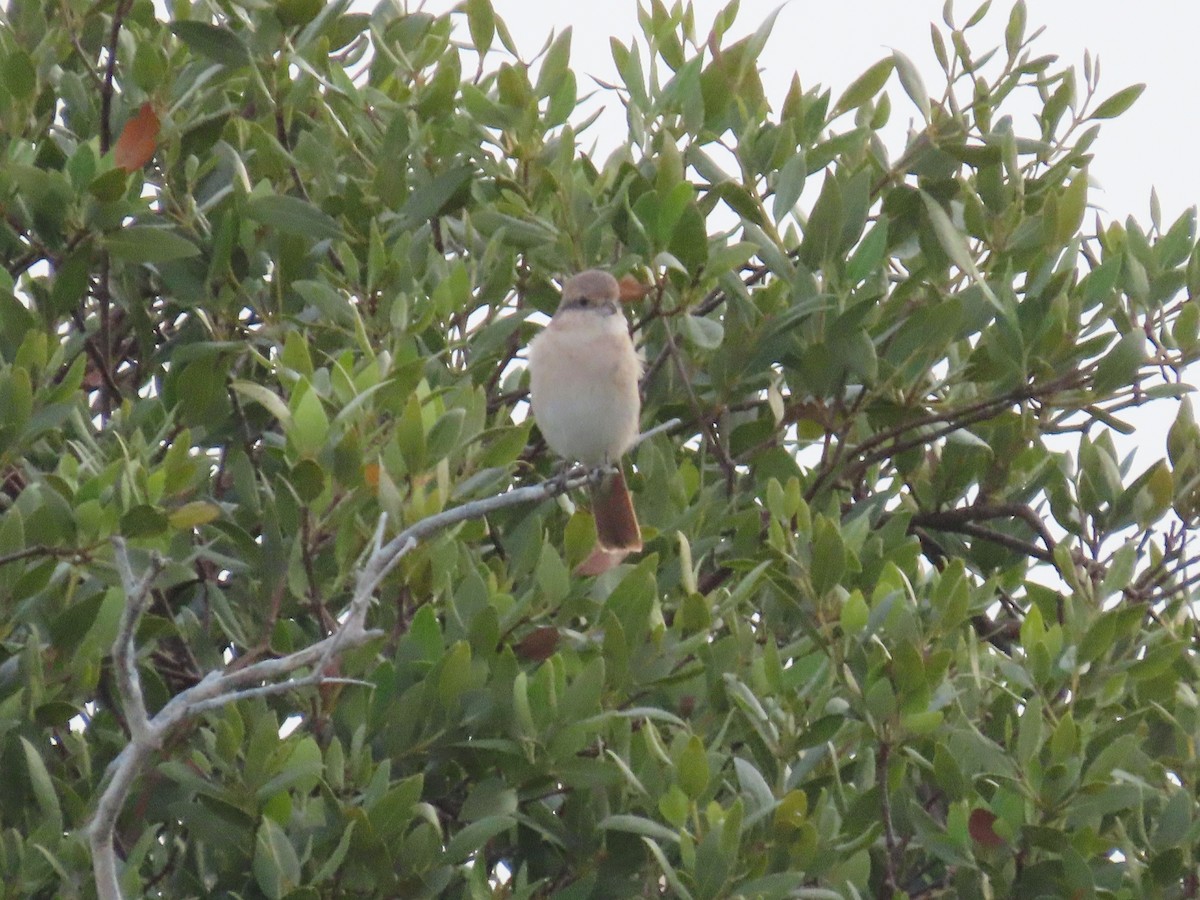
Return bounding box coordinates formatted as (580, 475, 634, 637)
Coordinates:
(479, 0, 1199, 227)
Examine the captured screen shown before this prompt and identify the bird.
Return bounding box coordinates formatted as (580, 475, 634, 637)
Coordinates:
(528, 269, 643, 553)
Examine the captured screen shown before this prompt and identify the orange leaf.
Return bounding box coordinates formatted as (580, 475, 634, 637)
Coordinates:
(968, 808, 1005, 849)
(363, 462, 381, 488)
(114, 103, 160, 172)
(618, 274, 648, 304)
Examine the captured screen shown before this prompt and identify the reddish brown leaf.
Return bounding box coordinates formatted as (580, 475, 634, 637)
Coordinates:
(968, 808, 1005, 849)
(114, 103, 160, 172)
(574, 544, 633, 576)
(618, 274, 648, 304)
(515, 626, 560, 661)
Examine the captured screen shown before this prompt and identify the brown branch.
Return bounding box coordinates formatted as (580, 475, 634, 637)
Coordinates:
(916, 515, 1055, 564)
(71, 304, 125, 410)
(910, 502, 1056, 561)
(807, 371, 1084, 502)
(99, 0, 133, 154)
(0, 544, 79, 567)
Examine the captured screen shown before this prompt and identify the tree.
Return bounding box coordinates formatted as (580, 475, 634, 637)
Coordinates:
(1, 0, 1198, 895)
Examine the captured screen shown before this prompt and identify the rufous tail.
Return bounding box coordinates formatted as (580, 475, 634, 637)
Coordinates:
(590, 467, 642, 552)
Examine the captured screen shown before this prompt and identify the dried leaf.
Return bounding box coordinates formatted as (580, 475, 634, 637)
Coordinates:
(113, 103, 160, 172)
(619, 274, 648, 304)
(968, 808, 1005, 848)
(515, 626, 560, 661)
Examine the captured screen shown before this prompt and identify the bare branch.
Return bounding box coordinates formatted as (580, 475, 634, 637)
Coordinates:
(186, 674, 374, 717)
(910, 501, 1057, 562)
(99, 0, 133, 154)
(110, 539, 163, 742)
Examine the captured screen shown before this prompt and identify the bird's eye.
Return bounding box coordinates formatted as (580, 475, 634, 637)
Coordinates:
(577, 297, 590, 307)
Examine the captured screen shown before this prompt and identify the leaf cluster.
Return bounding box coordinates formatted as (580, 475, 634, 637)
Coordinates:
(1, 0, 1199, 896)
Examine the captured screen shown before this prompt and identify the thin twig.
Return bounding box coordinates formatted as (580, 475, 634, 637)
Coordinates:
(99, 0, 132, 154)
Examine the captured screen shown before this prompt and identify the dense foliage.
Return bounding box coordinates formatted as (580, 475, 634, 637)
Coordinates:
(2, 0, 1199, 895)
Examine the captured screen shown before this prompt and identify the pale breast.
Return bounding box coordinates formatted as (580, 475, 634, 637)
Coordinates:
(528, 313, 641, 466)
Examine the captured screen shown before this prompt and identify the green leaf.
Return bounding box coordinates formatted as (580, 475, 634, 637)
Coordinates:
(600, 814, 680, 843)
(48, 592, 107, 650)
(892, 50, 930, 121)
(120, 504, 169, 538)
(247, 194, 345, 240)
(833, 57, 894, 116)
(643, 836, 695, 900)
(840, 590, 869, 633)
(658, 784, 690, 828)
(535, 28, 572, 99)
(276, 0, 321, 28)
(1055, 169, 1089, 246)
(105, 226, 200, 263)
(466, 0, 495, 53)
(920, 190, 1001, 312)
(1092, 331, 1146, 395)
(1004, 0, 1027, 57)
(1174, 301, 1199, 349)
(461, 779, 519, 822)
(167, 501, 222, 529)
(252, 818, 301, 899)
(231, 381, 292, 425)
(290, 384, 330, 458)
(438, 640, 472, 706)
(512, 671, 536, 738)
(845, 218, 889, 283)
(1152, 790, 1192, 850)
(733, 757, 775, 817)
(293, 280, 356, 326)
(678, 735, 709, 799)
(426, 407, 467, 463)
(562, 656, 605, 719)
(313, 820, 356, 883)
(1089, 83, 1145, 120)
(444, 815, 514, 863)
(680, 314, 724, 350)
(771, 151, 807, 221)
(1016, 694, 1043, 765)
(400, 165, 474, 226)
(534, 542, 569, 604)
(811, 515, 846, 596)
(170, 21, 251, 68)
(799, 172, 843, 269)
(20, 737, 62, 833)
(257, 736, 324, 799)
(3, 49, 36, 99)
